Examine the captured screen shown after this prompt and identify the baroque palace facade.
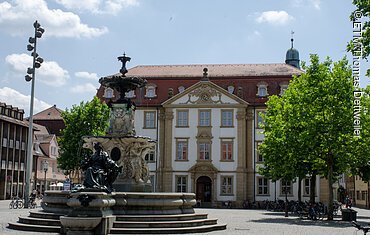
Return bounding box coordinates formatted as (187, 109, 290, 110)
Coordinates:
(95, 42, 328, 207)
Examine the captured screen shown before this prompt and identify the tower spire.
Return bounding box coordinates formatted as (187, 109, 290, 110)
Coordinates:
(291, 30, 294, 48)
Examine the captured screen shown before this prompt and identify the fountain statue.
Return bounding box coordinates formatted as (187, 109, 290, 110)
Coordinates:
(12, 54, 226, 235)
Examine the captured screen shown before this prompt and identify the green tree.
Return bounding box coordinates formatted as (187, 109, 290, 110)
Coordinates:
(58, 96, 110, 177)
(260, 54, 355, 220)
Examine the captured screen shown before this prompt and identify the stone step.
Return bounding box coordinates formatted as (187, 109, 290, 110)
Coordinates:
(8, 222, 61, 233)
(29, 210, 64, 220)
(113, 218, 218, 228)
(115, 213, 208, 222)
(19, 216, 62, 226)
(109, 223, 227, 234)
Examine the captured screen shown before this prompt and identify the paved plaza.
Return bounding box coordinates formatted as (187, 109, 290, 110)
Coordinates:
(0, 199, 369, 235)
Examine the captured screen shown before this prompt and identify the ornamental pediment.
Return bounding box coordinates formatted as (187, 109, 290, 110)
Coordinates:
(162, 81, 248, 107)
(188, 161, 219, 174)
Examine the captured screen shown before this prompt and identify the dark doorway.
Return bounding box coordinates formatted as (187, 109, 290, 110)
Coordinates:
(196, 176, 212, 203)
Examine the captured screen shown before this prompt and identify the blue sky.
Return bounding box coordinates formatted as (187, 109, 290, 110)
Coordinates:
(0, 0, 367, 116)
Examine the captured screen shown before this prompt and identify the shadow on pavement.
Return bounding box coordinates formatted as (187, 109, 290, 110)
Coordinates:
(250, 217, 355, 228)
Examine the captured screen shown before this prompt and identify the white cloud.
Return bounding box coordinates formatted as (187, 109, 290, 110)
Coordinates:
(256, 11, 294, 25)
(0, 87, 51, 116)
(70, 83, 97, 94)
(5, 53, 69, 87)
(75, 71, 99, 80)
(55, 0, 139, 15)
(0, 0, 108, 38)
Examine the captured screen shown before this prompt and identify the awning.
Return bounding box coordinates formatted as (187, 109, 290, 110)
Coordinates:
(57, 182, 63, 187)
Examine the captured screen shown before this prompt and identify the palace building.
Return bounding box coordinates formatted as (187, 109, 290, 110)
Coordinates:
(96, 42, 328, 207)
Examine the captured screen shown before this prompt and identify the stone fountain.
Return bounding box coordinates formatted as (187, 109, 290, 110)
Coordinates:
(9, 54, 226, 235)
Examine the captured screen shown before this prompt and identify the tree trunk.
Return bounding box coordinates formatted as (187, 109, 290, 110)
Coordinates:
(298, 177, 302, 202)
(327, 152, 334, 220)
(310, 173, 316, 204)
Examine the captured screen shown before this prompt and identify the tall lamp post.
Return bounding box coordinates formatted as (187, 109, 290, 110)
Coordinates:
(24, 20, 45, 208)
(42, 160, 49, 193)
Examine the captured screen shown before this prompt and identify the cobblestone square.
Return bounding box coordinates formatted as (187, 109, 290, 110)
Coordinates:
(1, 199, 370, 235)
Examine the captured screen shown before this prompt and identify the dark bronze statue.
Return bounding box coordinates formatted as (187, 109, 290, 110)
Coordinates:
(81, 142, 121, 193)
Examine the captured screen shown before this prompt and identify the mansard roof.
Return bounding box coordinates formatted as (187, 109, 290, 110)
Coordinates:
(124, 63, 301, 78)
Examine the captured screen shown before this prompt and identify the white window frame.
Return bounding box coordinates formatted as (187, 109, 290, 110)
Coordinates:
(176, 139, 188, 161)
(144, 111, 156, 129)
(257, 82, 268, 97)
(221, 109, 233, 127)
(257, 177, 269, 195)
(103, 87, 114, 99)
(176, 175, 187, 192)
(176, 110, 189, 127)
(221, 176, 233, 195)
(145, 84, 157, 98)
(199, 110, 211, 127)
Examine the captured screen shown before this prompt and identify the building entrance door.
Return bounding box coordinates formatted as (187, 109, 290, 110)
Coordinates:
(196, 176, 212, 203)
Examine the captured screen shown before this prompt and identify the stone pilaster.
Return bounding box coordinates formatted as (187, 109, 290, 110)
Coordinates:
(162, 109, 174, 192)
(236, 108, 247, 204)
(246, 108, 255, 201)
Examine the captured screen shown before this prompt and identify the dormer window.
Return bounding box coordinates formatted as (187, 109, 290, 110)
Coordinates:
(145, 84, 157, 98)
(103, 87, 114, 99)
(178, 86, 185, 93)
(227, 85, 235, 94)
(125, 90, 136, 98)
(257, 82, 268, 97)
(279, 82, 288, 95)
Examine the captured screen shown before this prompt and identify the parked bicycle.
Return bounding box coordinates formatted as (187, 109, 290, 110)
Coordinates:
(352, 221, 370, 235)
(9, 196, 23, 209)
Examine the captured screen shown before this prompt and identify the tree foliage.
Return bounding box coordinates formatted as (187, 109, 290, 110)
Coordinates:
(58, 96, 110, 174)
(348, 0, 370, 75)
(259, 54, 356, 220)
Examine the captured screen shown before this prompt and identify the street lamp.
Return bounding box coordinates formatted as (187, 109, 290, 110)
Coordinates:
(42, 160, 49, 193)
(24, 20, 45, 208)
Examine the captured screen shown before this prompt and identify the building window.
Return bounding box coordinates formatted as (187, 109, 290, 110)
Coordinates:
(257, 177, 269, 195)
(227, 85, 235, 94)
(221, 110, 233, 127)
(1, 160, 5, 169)
(9, 139, 13, 148)
(51, 146, 57, 156)
(20, 163, 24, 171)
(304, 178, 310, 195)
(178, 86, 185, 93)
(103, 87, 114, 99)
(145, 151, 155, 163)
(221, 176, 233, 195)
(362, 191, 366, 200)
(176, 139, 188, 161)
(280, 83, 288, 95)
(257, 82, 268, 97)
(8, 161, 12, 170)
(145, 84, 157, 98)
(176, 175, 187, 192)
(144, 111, 156, 129)
(221, 139, 233, 161)
(176, 110, 189, 127)
(14, 162, 18, 170)
(21, 142, 25, 151)
(281, 180, 293, 196)
(198, 142, 211, 160)
(199, 110, 211, 127)
(256, 142, 263, 162)
(15, 141, 20, 149)
(256, 110, 266, 128)
(125, 90, 135, 98)
(2, 138, 7, 147)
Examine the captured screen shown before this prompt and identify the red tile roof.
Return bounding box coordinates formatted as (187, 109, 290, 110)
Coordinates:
(98, 63, 301, 107)
(33, 105, 63, 120)
(123, 63, 301, 78)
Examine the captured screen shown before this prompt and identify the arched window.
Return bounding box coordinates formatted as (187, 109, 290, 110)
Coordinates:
(103, 87, 114, 98)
